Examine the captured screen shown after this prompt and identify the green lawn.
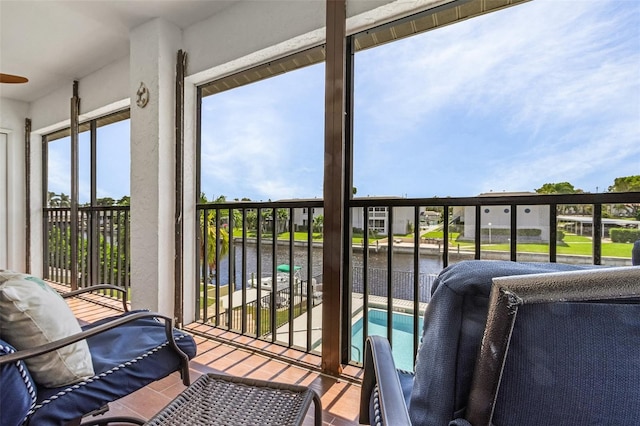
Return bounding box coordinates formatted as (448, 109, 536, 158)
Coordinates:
(461, 233, 633, 258)
(278, 231, 323, 241)
(423, 230, 461, 240)
(232, 227, 381, 245)
(222, 228, 635, 258)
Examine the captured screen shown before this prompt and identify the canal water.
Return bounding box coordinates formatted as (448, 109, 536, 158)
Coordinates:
(212, 242, 444, 301)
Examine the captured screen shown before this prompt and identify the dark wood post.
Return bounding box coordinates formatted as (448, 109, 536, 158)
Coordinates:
(322, 0, 346, 376)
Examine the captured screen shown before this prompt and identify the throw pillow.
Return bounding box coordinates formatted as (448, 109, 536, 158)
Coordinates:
(0, 339, 37, 426)
(0, 270, 94, 387)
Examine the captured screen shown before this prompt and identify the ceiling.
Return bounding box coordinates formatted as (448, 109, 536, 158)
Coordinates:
(0, 0, 237, 103)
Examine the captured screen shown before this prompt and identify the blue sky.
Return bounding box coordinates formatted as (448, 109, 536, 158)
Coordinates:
(48, 120, 130, 204)
(49, 0, 640, 203)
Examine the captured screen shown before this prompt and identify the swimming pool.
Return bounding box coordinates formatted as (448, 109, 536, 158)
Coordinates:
(352, 309, 424, 371)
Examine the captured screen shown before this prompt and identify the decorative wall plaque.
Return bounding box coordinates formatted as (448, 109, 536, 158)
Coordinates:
(136, 82, 149, 108)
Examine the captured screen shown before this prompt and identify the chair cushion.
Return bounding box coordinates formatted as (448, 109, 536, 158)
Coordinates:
(27, 311, 197, 425)
(0, 270, 94, 387)
(493, 300, 640, 425)
(0, 339, 37, 426)
(409, 260, 592, 426)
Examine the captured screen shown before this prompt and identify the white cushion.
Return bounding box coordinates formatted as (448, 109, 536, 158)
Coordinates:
(0, 270, 94, 387)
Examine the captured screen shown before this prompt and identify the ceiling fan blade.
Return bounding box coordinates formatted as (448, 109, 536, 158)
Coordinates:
(0, 73, 29, 84)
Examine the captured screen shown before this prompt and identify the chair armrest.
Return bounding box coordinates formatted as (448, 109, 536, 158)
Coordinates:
(61, 284, 129, 312)
(0, 311, 191, 386)
(359, 336, 411, 426)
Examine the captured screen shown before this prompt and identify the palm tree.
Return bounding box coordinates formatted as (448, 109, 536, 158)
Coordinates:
(312, 215, 324, 234)
(198, 193, 230, 281)
(59, 193, 71, 207)
(202, 211, 230, 281)
(246, 210, 257, 231)
(276, 208, 289, 233)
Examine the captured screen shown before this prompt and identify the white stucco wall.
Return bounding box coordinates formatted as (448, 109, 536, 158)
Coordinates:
(129, 18, 182, 315)
(463, 204, 551, 242)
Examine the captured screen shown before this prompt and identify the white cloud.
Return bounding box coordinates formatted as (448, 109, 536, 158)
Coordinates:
(200, 67, 324, 200)
(480, 119, 640, 193)
(354, 0, 640, 196)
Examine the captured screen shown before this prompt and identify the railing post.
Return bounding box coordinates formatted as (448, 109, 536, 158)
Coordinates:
(70, 81, 80, 291)
(549, 203, 557, 262)
(25, 118, 31, 273)
(174, 49, 187, 326)
(593, 203, 602, 265)
(322, 0, 347, 376)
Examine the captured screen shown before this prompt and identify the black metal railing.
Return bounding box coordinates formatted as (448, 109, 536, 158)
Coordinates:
(196, 200, 323, 353)
(195, 192, 640, 367)
(350, 191, 640, 366)
(43, 206, 130, 291)
(42, 193, 640, 367)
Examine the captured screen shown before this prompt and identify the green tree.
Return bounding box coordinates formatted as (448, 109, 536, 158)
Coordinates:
(535, 182, 584, 215)
(198, 193, 230, 280)
(608, 175, 640, 219)
(117, 196, 130, 206)
(96, 197, 115, 206)
(608, 175, 640, 192)
(59, 193, 71, 207)
(276, 208, 289, 233)
(246, 210, 257, 231)
(47, 192, 71, 207)
(312, 215, 324, 233)
(535, 182, 582, 194)
(202, 214, 229, 279)
(47, 191, 60, 207)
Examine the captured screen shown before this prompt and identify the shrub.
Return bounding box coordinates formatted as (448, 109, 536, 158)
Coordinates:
(610, 228, 640, 243)
(517, 228, 542, 237)
(480, 228, 542, 237)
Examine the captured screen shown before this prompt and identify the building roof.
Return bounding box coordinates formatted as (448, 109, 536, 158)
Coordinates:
(558, 215, 640, 227)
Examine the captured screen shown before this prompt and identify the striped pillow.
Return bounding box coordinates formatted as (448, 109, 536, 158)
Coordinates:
(0, 339, 37, 426)
(0, 271, 94, 387)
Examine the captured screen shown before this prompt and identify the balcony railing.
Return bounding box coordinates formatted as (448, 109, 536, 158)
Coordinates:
(43, 193, 640, 368)
(43, 206, 130, 291)
(196, 192, 640, 368)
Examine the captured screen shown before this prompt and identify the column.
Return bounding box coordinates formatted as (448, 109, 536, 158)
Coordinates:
(129, 18, 182, 316)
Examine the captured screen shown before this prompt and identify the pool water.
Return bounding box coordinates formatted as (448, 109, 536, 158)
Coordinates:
(352, 309, 424, 371)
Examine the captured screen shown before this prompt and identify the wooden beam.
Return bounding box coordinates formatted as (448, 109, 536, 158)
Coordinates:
(175, 49, 187, 326)
(322, 0, 346, 376)
(70, 81, 80, 290)
(24, 118, 31, 273)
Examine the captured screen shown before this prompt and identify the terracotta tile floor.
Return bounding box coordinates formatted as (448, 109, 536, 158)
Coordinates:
(61, 288, 363, 425)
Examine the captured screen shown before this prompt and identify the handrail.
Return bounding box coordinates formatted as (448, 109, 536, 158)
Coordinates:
(61, 284, 129, 312)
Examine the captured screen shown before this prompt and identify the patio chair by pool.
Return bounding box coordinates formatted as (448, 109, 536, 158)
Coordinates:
(359, 260, 640, 425)
(0, 271, 197, 426)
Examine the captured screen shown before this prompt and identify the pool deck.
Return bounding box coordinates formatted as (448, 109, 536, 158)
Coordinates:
(219, 286, 428, 350)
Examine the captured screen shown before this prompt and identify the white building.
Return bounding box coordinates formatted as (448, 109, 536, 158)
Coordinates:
(457, 192, 550, 242)
(352, 205, 414, 236)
